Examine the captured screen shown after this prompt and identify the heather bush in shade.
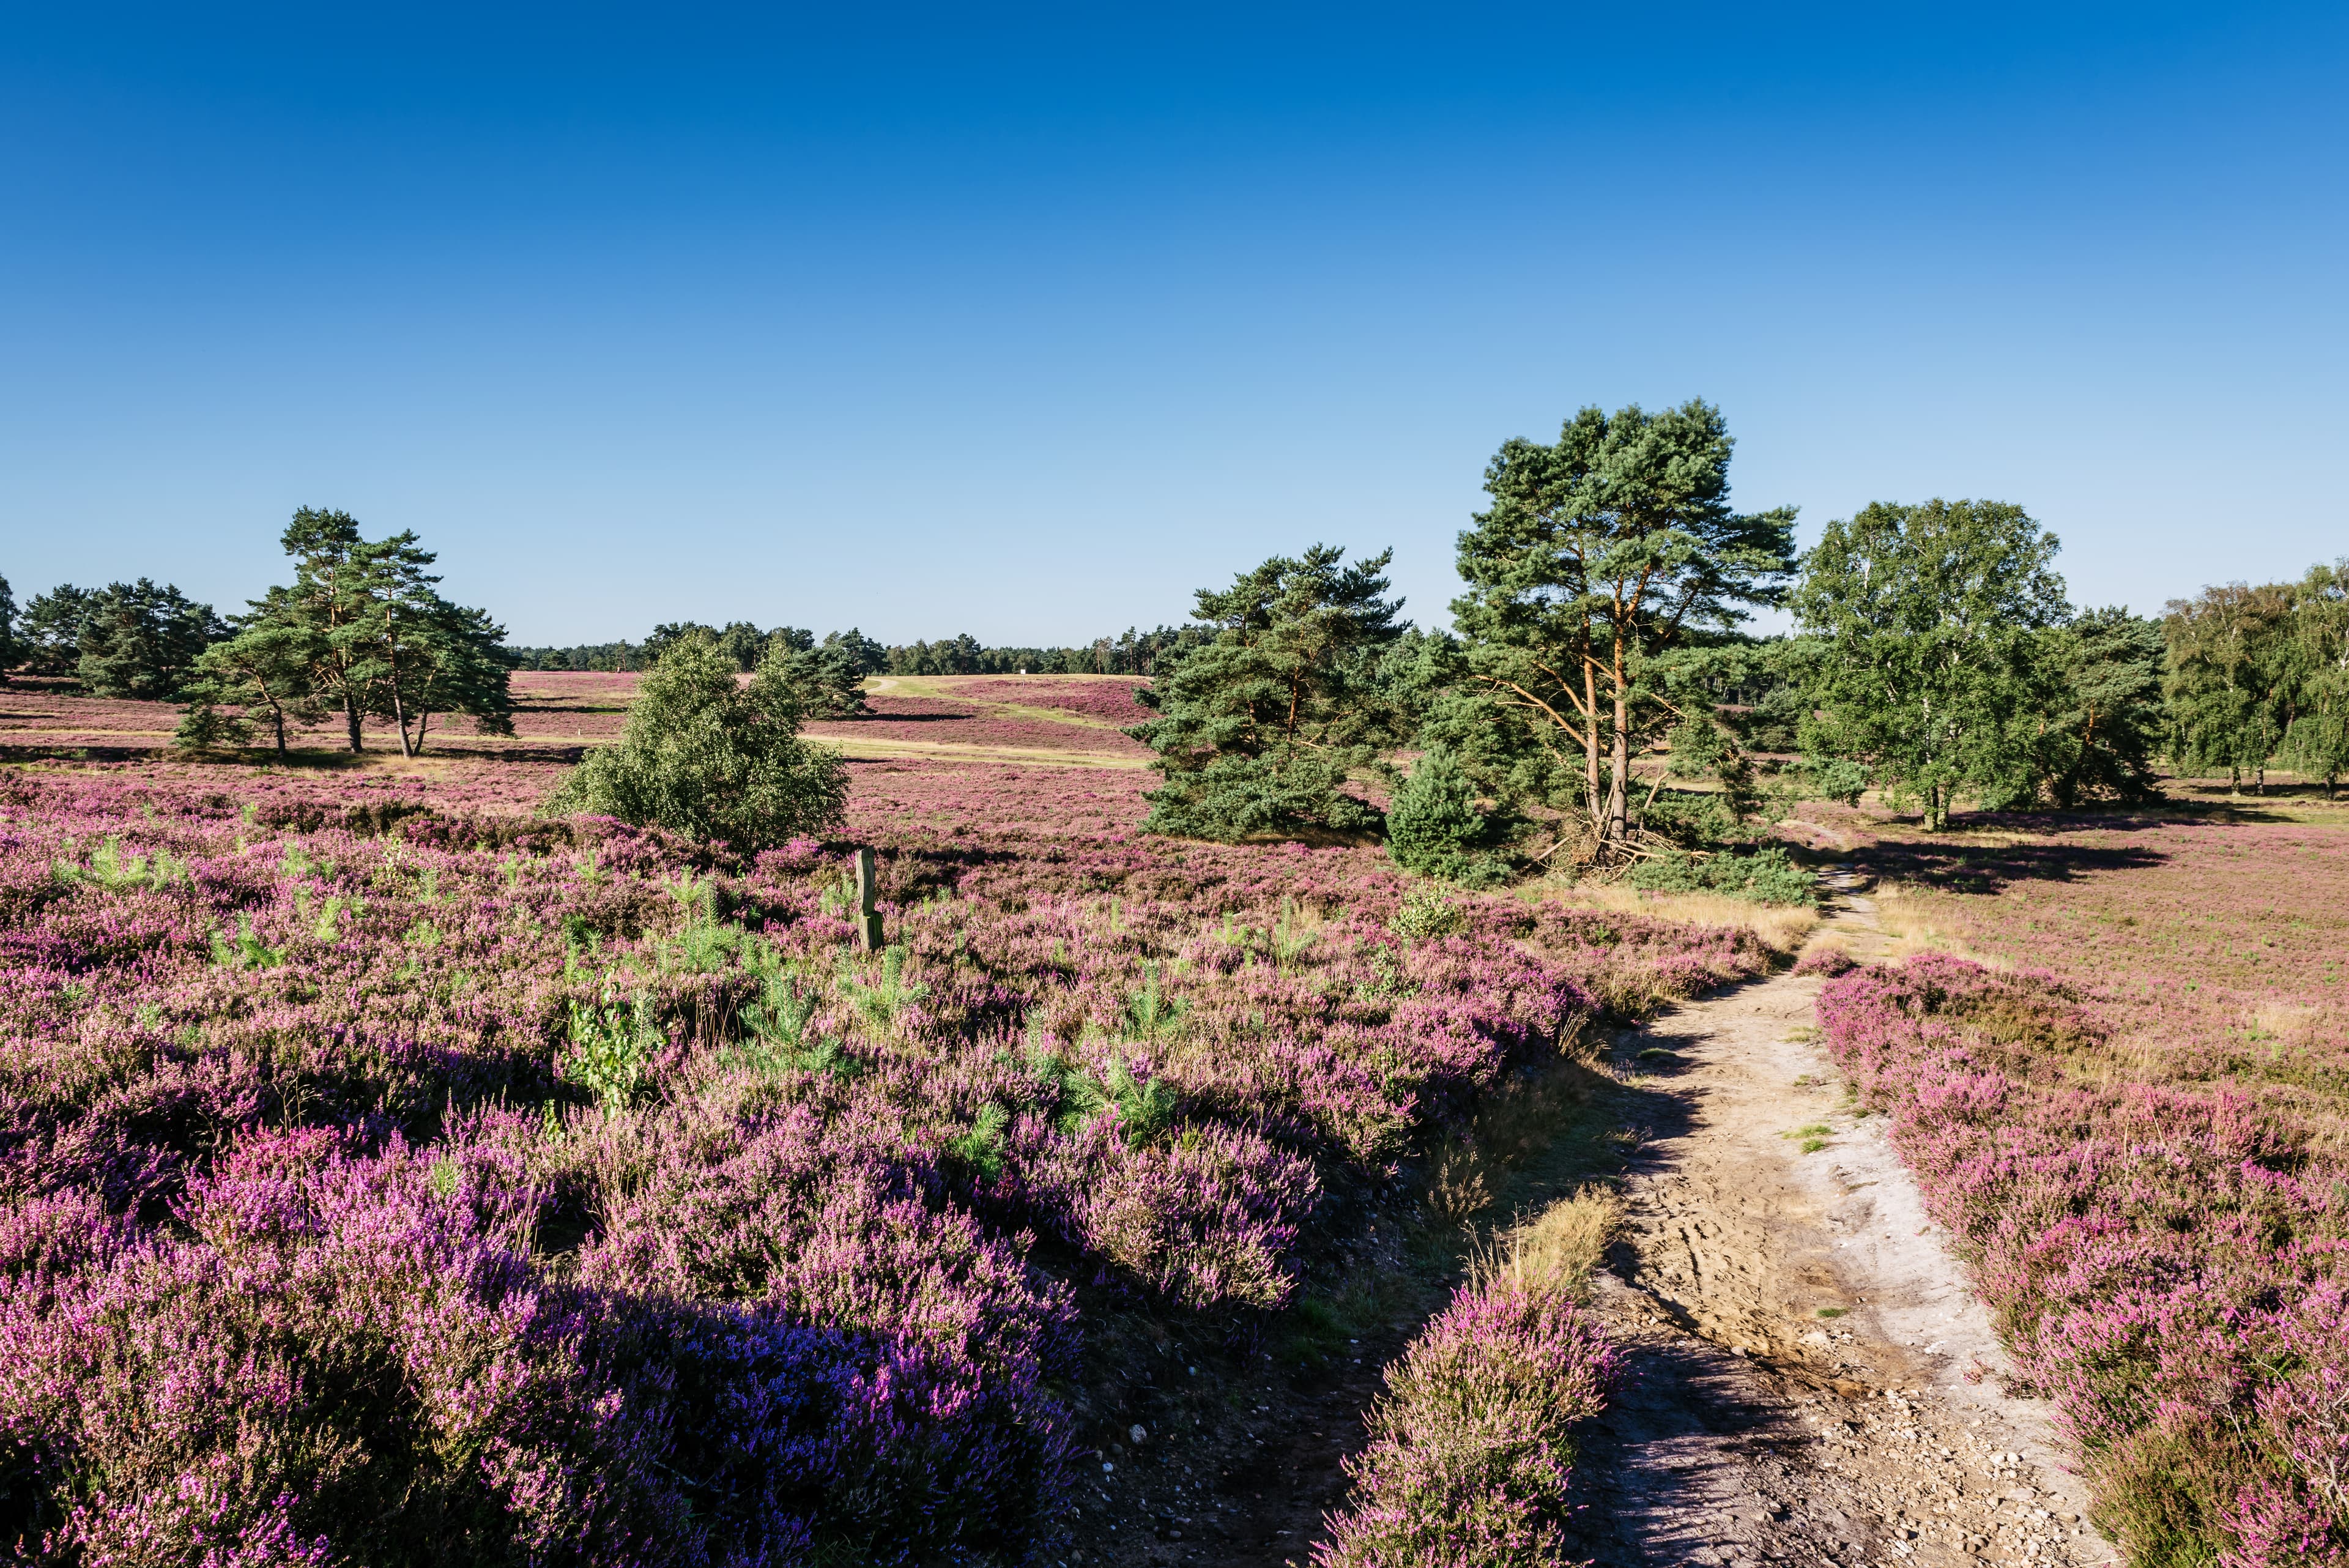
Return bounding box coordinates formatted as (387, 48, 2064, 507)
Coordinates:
(1313, 1277, 1621, 1568)
(546, 631, 847, 850)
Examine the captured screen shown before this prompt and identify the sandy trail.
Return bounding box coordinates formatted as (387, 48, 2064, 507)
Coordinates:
(1565, 873, 2115, 1567)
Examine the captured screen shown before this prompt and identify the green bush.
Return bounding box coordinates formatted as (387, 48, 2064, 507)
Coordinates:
(1802, 757, 1869, 807)
(1138, 751, 1383, 841)
(1629, 845, 1816, 906)
(546, 632, 847, 850)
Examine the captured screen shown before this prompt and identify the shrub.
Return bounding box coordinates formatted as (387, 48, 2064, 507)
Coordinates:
(546, 632, 847, 850)
(1138, 751, 1383, 842)
(1802, 756, 1869, 807)
(1386, 746, 1509, 885)
(1314, 1276, 1621, 1568)
(1630, 845, 1816, 905)
(171, 700, 249, 755)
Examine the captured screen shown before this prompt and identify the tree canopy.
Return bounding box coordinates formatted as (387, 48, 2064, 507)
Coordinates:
(30, 580, 226, 700)
(546, 631, 848, 850)
(1131, 544, 1405, 841)
(246, 508, 513, 756)
(1794, 499, 2071, 830)
(1445, 399, 1796, 858)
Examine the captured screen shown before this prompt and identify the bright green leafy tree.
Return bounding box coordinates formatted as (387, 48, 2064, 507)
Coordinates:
(2282, 562, 2349, 795)
(2164, 581, 2296, 793)
(547, 631, 849, 850)
(1794, 499, 2071, 830)
(1447, 400, 1796, 858)
(1131, 544, 1405, 841)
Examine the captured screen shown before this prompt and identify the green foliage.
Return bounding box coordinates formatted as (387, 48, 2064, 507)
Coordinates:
(1386, 745, 1502, 884)
(231, 508, 513, 757)
(209, 916, 287, 970)
(1132, 544, 1404, 841)
(1093, 1055, 1175, 1141)
(2282, 562, 2349, 793)
(1636, 786, 1743, 849)
(2039, 607, 2165, 806)
(1447, 400, 1797, 851)
(1390, 888, 1467, 940)
(1023, 1041, 1176, 1140)
(545, 631, 848, 850)
(563, 991, 659, 1115)
(2163, 581, 2291, 790)
(1629, 846, 1816, 905)
(847, 945, 930, 1025)
(1795, 499, 2070, 830)
(946, 1102, 1011, 1178)
(58, 835, 190, 892)
(1120, 964, 1186, 1038)
(183, 618, 322, 758)
(645, 620, 870, 714)
(29, 579, 226, 700)
(16, 585, 91, 675)
(172, 700, 251, 755)
(0, 570, 15, 674)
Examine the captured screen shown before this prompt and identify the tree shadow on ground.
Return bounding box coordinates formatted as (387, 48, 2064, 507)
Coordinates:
(1852, 826, 2170, 897)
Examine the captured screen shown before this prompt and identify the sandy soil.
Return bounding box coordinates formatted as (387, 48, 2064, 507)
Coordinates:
(1562, 873, 2116, 1567)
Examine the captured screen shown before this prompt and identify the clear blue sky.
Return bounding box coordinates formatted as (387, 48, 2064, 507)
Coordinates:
(3, 3, 2342, 646)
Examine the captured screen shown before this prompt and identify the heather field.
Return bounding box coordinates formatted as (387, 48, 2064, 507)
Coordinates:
(0, 675, 1152, 768)
(0, 687, 1772, 1565)
(1814, 796, 2349, 1561)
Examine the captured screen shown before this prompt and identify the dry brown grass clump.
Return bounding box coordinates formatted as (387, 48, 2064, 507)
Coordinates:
(1481, 1186, 1624, 1298)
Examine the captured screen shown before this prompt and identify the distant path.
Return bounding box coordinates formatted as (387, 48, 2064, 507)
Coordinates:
(1565, 877, 2115, 1567)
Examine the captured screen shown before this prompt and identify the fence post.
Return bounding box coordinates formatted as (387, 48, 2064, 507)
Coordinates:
(855, 847, 884, 951)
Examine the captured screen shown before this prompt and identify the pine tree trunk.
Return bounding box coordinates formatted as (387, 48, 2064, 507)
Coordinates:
(345, 696, 364, 752)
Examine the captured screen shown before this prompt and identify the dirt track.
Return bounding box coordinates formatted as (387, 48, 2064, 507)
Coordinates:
(1062, 876, 2121, 1568)
(1562, 875, 2117, 1567)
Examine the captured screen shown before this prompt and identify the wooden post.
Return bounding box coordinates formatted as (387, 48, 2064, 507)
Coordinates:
(855, 847, 884, 951)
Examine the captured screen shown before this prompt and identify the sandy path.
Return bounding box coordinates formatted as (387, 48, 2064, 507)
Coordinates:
(1564, 875, 2117, 1567)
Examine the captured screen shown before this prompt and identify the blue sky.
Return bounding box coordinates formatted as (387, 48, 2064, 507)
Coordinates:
(2, 3, 2343, 645)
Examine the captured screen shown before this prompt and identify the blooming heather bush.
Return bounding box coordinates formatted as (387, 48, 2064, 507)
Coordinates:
(0, 756, 1765, 1562)
(1313, 1277, 1621, 1568)
(1818, 955, 2349, 1564)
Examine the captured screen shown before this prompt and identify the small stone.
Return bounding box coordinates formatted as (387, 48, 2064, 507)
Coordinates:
(1130, 1424, 1148, 1444)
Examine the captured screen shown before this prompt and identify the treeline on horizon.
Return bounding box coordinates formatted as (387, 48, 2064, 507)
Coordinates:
(505, 621, 1212, 677)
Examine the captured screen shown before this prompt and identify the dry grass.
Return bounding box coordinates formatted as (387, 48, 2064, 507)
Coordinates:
(1422, 1061, 1598, 1235)
(1478, 1186, 1624, 1298)
(1867, 883, 1987, 964)
(1426, 1142, 1495, 1230)
(1526, 879, 1819, 954)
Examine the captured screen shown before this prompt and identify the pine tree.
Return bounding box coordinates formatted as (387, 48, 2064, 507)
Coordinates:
(1130, 545, 1404, 841)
